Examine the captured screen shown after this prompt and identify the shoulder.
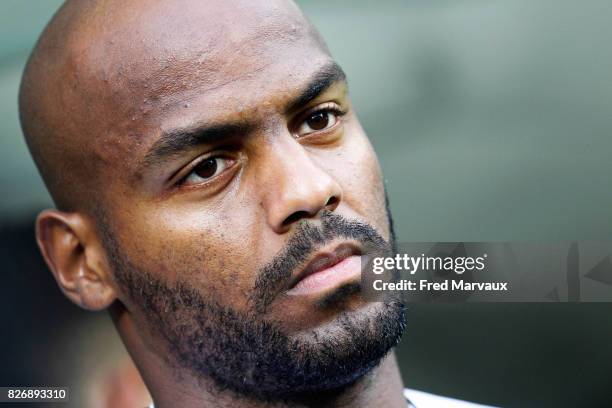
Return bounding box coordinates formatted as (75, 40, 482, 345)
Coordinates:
(404, 388, 499, 408)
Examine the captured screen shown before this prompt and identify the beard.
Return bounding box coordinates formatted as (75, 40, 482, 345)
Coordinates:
(100, 207, 405, 402)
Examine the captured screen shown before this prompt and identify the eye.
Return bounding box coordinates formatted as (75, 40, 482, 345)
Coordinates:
(182, 156, 235, 186)
(297, 109, 341, 136)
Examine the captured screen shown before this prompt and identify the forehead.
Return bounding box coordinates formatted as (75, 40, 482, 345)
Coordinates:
(81, 0, 326, 104)
(77, 0, 331, 142)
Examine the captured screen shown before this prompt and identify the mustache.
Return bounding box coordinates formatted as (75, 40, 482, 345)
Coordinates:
(251, 211, 391, 312)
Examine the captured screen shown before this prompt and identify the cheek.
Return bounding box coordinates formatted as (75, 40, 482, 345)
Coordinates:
(107, 201, 260, 311)
(330, 122, 389, 239)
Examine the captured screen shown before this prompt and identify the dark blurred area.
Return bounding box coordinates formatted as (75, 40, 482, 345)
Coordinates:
(0, 219, 149, 407)
(3, 1, 612, 407)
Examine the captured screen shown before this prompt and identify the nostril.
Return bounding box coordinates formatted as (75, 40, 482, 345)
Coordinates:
(282, 210, 310, 226)
(280, 196, 341, 227)
(325, 196, 339, 208)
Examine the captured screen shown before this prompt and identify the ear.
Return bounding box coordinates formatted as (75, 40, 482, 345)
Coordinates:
(36, 209, 117, 311)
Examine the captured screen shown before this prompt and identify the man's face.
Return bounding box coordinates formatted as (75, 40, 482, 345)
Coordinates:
(77, 0, 404, 399)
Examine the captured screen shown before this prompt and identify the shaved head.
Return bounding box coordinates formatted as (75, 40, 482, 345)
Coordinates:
(19, 0, 325, 212)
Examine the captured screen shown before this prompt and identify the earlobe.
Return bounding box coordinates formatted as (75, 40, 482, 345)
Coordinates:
(75, 270, 117, 310)
(36, 210, 117, 311)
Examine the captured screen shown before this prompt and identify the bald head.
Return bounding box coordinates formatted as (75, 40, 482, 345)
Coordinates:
(19, 0, 327, 212)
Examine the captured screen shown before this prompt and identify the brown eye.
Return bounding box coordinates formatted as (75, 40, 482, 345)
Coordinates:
(297, 109, 339, 136)
(194, 158, 218, 179)
(182, 156, 234, 186)
(306, 111, 330, 131)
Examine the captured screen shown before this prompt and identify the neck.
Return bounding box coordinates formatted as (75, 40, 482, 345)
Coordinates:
(112, 306, 406, 408)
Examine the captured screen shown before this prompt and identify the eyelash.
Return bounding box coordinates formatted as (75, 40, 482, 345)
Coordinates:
(175, 153, 237, 188)
(295, 102, 347, 136)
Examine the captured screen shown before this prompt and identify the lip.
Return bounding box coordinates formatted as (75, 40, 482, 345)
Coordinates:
(286, 243, 362, 295)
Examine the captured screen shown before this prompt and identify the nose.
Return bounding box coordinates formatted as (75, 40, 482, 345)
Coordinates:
(260, 138, 342, 234)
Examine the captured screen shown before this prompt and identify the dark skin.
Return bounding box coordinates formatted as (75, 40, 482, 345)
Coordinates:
(20, 1, 406, 407)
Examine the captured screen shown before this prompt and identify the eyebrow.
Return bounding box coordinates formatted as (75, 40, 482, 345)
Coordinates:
(285, 61, 347, 114)
(139, 61, 347, 172)
(141, 122, 250, 170)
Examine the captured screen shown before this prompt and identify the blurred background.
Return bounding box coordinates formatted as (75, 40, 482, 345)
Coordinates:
(2, 0, 612, 406)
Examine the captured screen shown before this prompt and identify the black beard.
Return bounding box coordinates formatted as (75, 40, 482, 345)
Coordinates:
(100, 209, 405, 402)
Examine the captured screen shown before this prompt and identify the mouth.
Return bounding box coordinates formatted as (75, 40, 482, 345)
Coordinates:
(286, 243, 362, 296)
